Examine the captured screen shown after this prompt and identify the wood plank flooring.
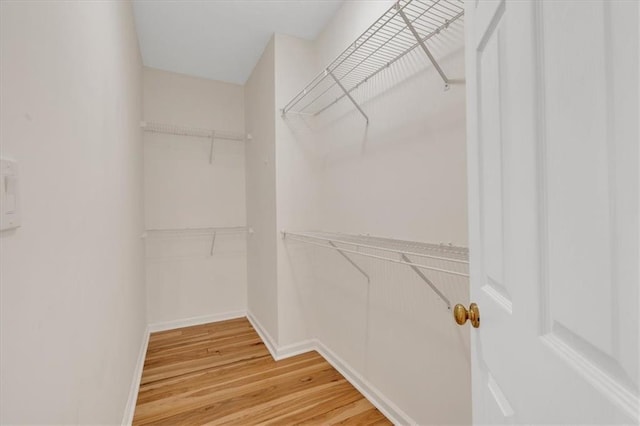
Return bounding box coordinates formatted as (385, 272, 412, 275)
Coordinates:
(133, 317, 391, 425)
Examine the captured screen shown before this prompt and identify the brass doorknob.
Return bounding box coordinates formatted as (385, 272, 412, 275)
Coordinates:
(454, 303, 480, 328)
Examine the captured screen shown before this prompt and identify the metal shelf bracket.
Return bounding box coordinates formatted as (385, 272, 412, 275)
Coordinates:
(209, 131, 216, 164)
(210, 231, 217, 255)
(398, 7, 450, 88)
(328, 71, 369, 124)
(329, 241, 370, 283)
(401, 253, 451, 310)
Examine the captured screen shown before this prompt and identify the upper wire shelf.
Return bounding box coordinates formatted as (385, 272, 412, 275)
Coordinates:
(281, 0, 464, 123)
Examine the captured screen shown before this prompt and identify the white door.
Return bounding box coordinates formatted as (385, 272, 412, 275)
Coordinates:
(465, 0, 639, 424)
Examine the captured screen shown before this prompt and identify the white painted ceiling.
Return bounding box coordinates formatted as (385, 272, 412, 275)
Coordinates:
(132, 0, 344, 85)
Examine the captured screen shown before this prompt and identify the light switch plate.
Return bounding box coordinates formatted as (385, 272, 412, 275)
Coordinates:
(1, 157, 21, 231)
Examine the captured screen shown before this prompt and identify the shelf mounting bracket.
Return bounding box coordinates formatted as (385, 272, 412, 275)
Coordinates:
(210, 231, 217, 255)
(398, 8, 450, 89)
(209, 131, 216, 164)
(329, 241, 370, 283)
(400, 253, 451, 309)
(328, 70, 369, 124)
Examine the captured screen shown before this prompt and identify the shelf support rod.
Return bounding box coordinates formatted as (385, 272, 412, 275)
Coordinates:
(328, 70, 369, 124)
(209, 131, 216, 164)
(210, 231, 217, 256)
(400, 253, 451, 310)
(329, 241, 370, 283)
(398, 9, 450, 88)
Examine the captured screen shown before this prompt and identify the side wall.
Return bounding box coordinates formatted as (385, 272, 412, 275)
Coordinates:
(142, 68, 247, 325)
(274, 1, 471, 424)
(274, 34, 321, 347)
(244, 38, 279, 343)
(314, 0, 468, 244)
(0, 1, 146, 424)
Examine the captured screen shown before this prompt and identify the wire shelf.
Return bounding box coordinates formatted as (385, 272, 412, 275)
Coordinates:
(144, 226, 247, 237)
(141, 121, 244, 142)
(144, 226, 247, 256)
(282, 0, 464, 122)
(283, 230, 469, 310)
(292, 231, 467, 263)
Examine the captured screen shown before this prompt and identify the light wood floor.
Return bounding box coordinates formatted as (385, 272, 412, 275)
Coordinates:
(133, 317, 391, 425)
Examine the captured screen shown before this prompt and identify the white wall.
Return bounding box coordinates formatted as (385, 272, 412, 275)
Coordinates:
(142, 68, 247, 325)
(143, 68, 246, 229)
(273, 1, 471, 424)
(0, 1, 146, 424)
(274, 34, 321, 347)
(314, 0, 468, 244)
(244, 38, 280, 342)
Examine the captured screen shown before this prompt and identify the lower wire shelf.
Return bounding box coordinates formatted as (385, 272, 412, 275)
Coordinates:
(282, 230, 468, 310)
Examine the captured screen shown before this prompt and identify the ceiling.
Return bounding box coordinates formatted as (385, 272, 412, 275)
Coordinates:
(132, 0, 344, 85)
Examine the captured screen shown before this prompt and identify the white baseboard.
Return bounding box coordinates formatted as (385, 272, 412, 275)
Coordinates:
(246, 311, 279, 360)
(122, 325, 150, 426)
(246, 311, 315, 361)
(148, 310, 246, 333)
(314, 340, 414, 426)
(246, 313, 415, 425)
(276, 339, 316, 360)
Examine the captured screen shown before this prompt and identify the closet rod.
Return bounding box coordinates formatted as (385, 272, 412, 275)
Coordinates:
(283, 232, 456, 310)
(292, 232, 468, 264)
